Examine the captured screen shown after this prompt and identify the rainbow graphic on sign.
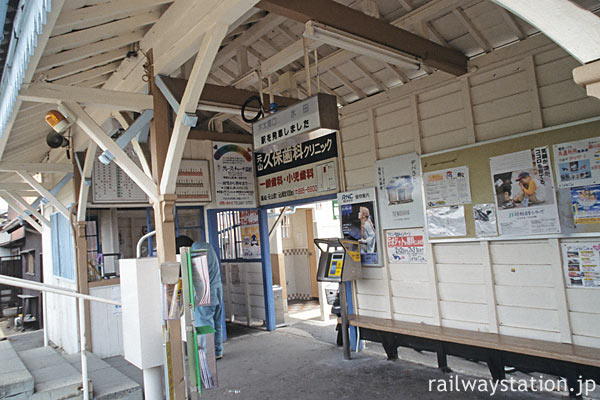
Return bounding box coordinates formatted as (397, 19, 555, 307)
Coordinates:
(213, 144, 252, 162)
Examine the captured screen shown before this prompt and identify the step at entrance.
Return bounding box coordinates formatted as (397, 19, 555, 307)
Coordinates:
(0, 340, 34, 399)
(64, 353, 142, 400)
(18, 346, 83, 399)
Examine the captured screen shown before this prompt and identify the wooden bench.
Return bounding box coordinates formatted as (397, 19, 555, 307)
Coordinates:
(348, 314, 600, 397)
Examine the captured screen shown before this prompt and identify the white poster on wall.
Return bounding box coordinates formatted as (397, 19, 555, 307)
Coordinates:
(426, 205, 467, 237)
(375, 153, 424, 229)
(213, 142, 256, 208)
(553, 136, 600, 189)
(561, 243, 600, 288)
(473, 203, 498, 237)
(386, 228, 427, 264)
(424, 166, 472, 207)
(490, 146, 561, 236)
(338, 188, 381, 266)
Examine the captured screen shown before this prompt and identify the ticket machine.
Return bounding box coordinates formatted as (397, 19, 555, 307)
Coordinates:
(315, 238, 362, 359)
(315, 238, 362, 283)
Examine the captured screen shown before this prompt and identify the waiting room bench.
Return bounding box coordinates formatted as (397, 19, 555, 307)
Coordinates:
(348, 314, 600, 398)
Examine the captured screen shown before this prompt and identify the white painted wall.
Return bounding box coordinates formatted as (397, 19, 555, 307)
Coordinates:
(89, 284, 123, 358)
(338, 36, 600, 347)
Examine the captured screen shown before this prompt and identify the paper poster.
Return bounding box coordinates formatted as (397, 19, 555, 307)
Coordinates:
(426, 206, 467, 237)
(571, 185, 600, 224)
(338, 188, 381, 266)
(176, 159, 211, 202)
(239, 211, 261, 259)
(375, 153, 424, 229)
(473, 203, 498, 237)
(490, 147, 561, 236)
(386, 229, 426, 264)
(256, 133, 339, 205)
(424, 166, 471, 207)
(562, 243, 600, 288)
(553, 136, 600, 189)
(213, 142, 256, 208)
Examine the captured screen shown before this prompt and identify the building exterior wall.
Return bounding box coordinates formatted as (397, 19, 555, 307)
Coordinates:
(338, 36, 600, 348)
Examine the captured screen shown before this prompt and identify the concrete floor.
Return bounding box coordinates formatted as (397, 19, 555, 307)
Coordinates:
(202, 321, 564, 400)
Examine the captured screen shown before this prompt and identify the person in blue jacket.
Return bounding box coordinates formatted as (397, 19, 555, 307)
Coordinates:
(176, 235, 224, 359)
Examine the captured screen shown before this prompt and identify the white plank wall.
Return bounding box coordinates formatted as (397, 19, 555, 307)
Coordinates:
(338, 35, 600, 346)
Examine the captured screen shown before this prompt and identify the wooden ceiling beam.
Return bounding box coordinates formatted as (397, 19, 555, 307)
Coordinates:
(256, 0, 468, 75)
(40, 48, 127, 81)
(44, 11, 160, 55)
(36, 30, 145, 72)
(53, 62, 121, 86)
(54, 0, 172, 36)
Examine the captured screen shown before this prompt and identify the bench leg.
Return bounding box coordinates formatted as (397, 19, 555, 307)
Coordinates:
(381, 333, 399, 361)
(487, 351, 505, 382)
(436, 343, 452, 373)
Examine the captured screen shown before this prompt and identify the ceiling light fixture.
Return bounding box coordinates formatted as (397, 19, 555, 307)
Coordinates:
(303, 21, 421, 71)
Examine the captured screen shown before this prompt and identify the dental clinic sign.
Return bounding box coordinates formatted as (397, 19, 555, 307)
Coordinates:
(252, 93, 339, 150)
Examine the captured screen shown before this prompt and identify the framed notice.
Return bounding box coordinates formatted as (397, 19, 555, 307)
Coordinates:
(213, 142, 256, 208)
(338, 188, 381, 266)
(176, 159, 211, 202)
(375, 153, 424, 229)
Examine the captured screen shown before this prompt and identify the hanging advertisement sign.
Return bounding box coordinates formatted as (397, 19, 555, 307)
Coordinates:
(561, 243, 600, 288)
(426, 206, 467, 237)
(553, 136, 600, 189)
(490, 146, 561, 236)
(175, 159, 211, 202)
(386, 228, 426, 264)
(338, 188, 381, 266)
(423, 166, 472, 207)
(571, 185, 600, 224)
(239, 211, 261, 259)
(375, 153, 424, 229)
(213, 142, 256, 208)
(256, 133, 339, 205)
(252, 93, 339, 150)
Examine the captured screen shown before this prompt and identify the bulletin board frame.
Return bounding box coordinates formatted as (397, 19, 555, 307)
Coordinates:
(420, 117, 600, 242)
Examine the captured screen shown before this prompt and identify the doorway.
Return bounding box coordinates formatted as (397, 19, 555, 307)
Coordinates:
(268, 200, 341, 326)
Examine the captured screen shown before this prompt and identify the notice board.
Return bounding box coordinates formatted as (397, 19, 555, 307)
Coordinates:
(421, 119, 600, 239)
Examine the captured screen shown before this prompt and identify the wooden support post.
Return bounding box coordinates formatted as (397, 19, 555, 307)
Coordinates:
(148, 50, 185, 400)
(73, 151, 92, 351)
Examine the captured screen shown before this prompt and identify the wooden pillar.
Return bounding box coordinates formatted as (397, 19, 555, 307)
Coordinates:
(73, 155, 92, 351)
(148, 50, 186, 400)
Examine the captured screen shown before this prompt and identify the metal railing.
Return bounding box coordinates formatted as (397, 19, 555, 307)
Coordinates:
(0, 274, 121, 400)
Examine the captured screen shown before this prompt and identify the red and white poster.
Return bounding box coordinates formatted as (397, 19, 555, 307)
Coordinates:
(385, 228, 427, 264)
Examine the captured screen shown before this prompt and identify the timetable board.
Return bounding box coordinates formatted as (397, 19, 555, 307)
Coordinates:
(92, 146, 148, 203)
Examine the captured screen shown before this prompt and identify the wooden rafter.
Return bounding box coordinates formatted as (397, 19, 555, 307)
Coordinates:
(36, 31, 145, 72)
(452, 8, 492, 53)
(350, 58, 386, 92)
(498, 7, 526, 41)
(330, 67, 366, 99)
(53, 62, 121, 86)
(41, 48, 127, 81)
(385, 63, 409, 84)
(54, 0, 172, 36)
(44, 11, 160, 54)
